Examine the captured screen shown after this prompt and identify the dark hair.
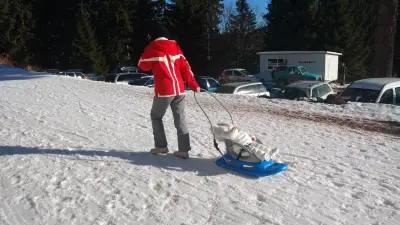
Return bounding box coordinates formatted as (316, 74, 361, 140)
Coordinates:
(145, 20, 170, 40)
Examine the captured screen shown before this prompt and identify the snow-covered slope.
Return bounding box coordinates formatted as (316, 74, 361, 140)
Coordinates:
(0, 66, 399, 225)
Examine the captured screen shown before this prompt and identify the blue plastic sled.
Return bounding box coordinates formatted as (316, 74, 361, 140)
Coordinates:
(216, 154, 288, 177)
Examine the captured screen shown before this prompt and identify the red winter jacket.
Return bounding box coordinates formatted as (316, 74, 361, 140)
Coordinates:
(138, 38, 199, 97)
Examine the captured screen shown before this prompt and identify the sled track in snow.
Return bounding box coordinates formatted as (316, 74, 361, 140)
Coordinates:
(192, 99, 400, 137)
(265, 108, 400, 137)
(189, 95, 400, 137)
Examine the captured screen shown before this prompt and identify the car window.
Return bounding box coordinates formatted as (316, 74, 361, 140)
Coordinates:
(223, 70, 232, 76)
(146, 78, 154, 86)
(232, 70, 242, 76)
(117, 73, 144, 82)
(197, 79, 208, 89)
(239, 69, 250, 76)
(207, 79, 219, 88)
(216, 85, 236, 94)
(379, 89, 394, 104)
(236, 84, 266, 94)
(66, 72, 75, 77)
(341, 88, 380, 103)
(285, 87, 308, 99)
(130, 79, 146, 85)
(395, 87, 400, 105)
(312, 84, 331, 97)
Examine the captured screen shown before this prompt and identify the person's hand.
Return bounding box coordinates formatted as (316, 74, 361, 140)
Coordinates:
(195, 87, 201, 92)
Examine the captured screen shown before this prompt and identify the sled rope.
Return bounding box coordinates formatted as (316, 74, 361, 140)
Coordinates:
(193, 89, 234, 157)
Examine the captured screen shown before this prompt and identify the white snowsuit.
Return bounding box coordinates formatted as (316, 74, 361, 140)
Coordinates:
(212, 123, 278, 161)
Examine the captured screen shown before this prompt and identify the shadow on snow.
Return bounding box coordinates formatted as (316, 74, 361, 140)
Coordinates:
(0, 145, 226, 177)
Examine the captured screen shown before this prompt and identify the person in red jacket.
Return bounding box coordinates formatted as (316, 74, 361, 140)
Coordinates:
(138, 22, 200, 159)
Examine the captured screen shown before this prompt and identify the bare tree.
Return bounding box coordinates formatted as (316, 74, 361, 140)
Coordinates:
(372, 0, 399, 77)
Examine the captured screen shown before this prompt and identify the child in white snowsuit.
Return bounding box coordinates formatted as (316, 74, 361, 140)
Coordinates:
(212, 123, 278, 161)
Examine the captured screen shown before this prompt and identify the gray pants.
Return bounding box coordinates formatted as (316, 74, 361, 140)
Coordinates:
(150, 95, 191, 152)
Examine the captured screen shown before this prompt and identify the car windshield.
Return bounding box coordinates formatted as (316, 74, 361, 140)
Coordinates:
(284, 87, 309, 99)
(236, 84, 267, 94)
(238, 69, 250, 76)
(216, 85, 237, 94)
(298, 67, 305, 73)
(117, 74, 144, 82)
(208, 79, 219, 88)
(341, 87, 380, 103)
(312, 84, 331, 97)
(197, 79, 208, 89)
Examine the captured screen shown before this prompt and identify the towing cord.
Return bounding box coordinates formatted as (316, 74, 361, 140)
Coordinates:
(193, 89, 234, 157)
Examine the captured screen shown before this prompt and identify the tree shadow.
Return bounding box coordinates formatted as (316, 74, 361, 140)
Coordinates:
(0, 145, 226, 177)
(0, 65, 50, 81)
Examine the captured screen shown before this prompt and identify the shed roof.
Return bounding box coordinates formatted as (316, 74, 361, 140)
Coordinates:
(256, 51, 342, 56)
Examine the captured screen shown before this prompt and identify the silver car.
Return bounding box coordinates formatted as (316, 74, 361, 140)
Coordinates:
(338, 78, 400, 105)
(283, 81, 334, 101)
(114, 72, 149, 84)
(216, 82, 270, 97)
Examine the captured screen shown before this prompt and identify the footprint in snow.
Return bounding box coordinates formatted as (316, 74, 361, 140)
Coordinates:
(256, 194, 267, 202)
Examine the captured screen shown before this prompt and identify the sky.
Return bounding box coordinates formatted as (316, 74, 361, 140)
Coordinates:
(223, 0, 269, 24)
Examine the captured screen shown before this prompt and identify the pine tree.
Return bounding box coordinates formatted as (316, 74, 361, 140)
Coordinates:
(72, 3, 108, 74)
(169, 0, 223, 74)
(372, 0, 398, 77)
(265, 0, 375, 81)
(394, 2, 400, 77)
(314, 0, 375, 80)
(31, 0, 79, 68)
(264, 0, 318, 51)
(95, 0, 136, 70)
(227, 0, 258, 70)
(130, 0, 159, 64)
(0, 0, 35, 65)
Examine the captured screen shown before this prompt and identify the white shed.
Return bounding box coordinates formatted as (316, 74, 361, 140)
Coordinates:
(256, 51, 342, 82)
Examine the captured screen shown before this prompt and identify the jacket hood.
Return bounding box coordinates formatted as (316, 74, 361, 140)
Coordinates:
(150, 39, 179, 53)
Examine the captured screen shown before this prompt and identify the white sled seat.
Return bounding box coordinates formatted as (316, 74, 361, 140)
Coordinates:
(224, 140, 264, 163)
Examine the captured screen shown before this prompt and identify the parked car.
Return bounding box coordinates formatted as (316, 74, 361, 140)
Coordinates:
(120, 66, 139, 73)
(334, 78, 400, 105)
(128, 75, 154, 87)
(282, 81, 334, 101)
(84, 73, 104, 81)
(46, 69, 60, 75)
(272, 65, 322, 86)
(114, 72, 149, 84)
(195, 76, 220, 92)
(262, 81, 284, 98)
(111, 65, 139, 73)
(216, 82, 270, 97)
(58, 71, 85, 78)
(218, 68, 258, 84)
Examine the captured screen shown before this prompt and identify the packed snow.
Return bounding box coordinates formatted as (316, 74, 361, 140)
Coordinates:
(0, 65, 399, 225)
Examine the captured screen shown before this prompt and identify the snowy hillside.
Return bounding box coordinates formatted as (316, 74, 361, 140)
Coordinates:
(0, 65, 399, 225)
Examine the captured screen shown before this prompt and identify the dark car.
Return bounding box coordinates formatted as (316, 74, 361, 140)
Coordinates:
(128, 76, 154, 87)
(114, 72, 150, 84)
(282, 81, 334, 101)
(195, 76, 220, 92)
